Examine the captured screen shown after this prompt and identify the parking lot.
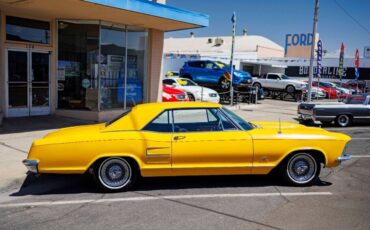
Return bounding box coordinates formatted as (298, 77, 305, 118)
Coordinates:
(0, 100, 369, 230)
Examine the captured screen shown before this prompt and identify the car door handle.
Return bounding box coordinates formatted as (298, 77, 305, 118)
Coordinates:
(173, 136, 186, 141)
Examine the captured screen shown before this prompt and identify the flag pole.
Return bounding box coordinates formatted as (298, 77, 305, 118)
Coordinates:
(230, 12, 236, 105)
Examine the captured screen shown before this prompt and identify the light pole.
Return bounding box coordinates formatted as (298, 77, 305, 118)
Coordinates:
(307, 0, 319, 102)
(230, 12, 236, 105)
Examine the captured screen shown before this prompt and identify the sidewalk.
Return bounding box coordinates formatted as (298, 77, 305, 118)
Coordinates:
(0, 116, 93, 192)
(0, 100, 299, 191)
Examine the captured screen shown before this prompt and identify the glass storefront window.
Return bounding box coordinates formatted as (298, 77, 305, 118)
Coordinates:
(126, 27, 148, 108)
(58, 21, 148, 111)
(6, 16, 50, 44)
(57, 21, 99, 111)
(100, 26, 126, 110)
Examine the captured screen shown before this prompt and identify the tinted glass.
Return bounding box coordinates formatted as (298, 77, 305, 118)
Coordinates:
(209, 109, 238, 130)
(8, 51, 28, 107)
(176, 79, 196, 86)
(221, 107, 253, 130)
(346, 95, 366, 104)
(143, 111, 172, 132)
(173, 109, 221, 132)
(57, 21, 99, 111)
(188, 61, 204, 68)
(6, 16, 50, 44)
(163, 79, 176, 85)
(268, 74, 279, 80)
(32, 53, 49, 107)
(100, 26, 126, 110)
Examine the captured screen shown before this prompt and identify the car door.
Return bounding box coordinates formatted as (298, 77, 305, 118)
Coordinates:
(187, 61, 206, 83)
(140, 110, 173, 176)
(171, 108, 253, 176)
(266, 74, 280, 89)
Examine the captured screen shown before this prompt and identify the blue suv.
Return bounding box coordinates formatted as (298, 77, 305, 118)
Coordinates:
(180, 60, 253, 90)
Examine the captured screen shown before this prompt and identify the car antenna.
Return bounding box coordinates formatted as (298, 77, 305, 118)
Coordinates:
(278, 118, 282, 134)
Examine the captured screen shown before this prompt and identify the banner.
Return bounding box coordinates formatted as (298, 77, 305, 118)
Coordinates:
(355, 49, 360, 80)
(316, 40, 322, 78)
(338, 42, 345, 78)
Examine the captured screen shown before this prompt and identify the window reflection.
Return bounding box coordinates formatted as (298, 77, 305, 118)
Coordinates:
(6, 16, 50, 44)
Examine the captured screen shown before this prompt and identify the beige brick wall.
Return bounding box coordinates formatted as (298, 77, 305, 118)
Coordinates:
(147, 29, 164, 102)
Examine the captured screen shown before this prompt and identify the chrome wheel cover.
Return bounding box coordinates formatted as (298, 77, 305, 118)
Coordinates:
(98, 158, 131, 190)
(287, 86, 295, 93)
(287, 153, 317, 184)
(338, 115, 349, 127)
(221, 79, 230, 89)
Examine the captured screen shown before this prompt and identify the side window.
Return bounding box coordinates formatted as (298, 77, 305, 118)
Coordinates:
(209, 109, 238, 131)
(163, 79, 175, 85)
(143, 111, 172, 133)
(188, 61, 203, 68)
(268, 74, 279, 80)
(205, 62, 214, 69)
(173, 109, 221, 132)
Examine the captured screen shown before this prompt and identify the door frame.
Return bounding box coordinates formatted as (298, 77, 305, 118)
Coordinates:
(5, 48, 51, 117)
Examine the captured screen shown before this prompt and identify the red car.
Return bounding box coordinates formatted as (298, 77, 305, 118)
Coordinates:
(312, 81, 338, 99)
(162, 85, 189, 102)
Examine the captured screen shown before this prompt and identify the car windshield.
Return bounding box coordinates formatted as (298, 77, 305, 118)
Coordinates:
(281, 74, 290, 80)
(177, 78, 197, 86)
(319, 82, 335, 88)
(221, 107, 254, 130)
(215, 61, 230, 70)
(105, 109, 131, 126)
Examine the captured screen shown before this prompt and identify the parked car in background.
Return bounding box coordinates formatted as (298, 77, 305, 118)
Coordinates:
(311, 81, 338, 99)
(330, 82, 355, 95)
(180, 60, 253, 90)
(310, 86, 327, 99)
(165, 71, 180, 78)
(253, 73, 307, 93)
(23, 102, 351, 192)
(162, 85, 189, 102)
(342, 80, 366, 92)
(163, 77, 220, 103)
(298, 94, 370, 127)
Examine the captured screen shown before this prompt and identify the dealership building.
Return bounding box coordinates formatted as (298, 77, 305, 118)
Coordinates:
(163, 32, 370, 81)
(0, 0, 208, 121)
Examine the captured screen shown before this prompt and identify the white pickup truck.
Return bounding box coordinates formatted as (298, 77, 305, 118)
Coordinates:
(253, 73, 307, 93)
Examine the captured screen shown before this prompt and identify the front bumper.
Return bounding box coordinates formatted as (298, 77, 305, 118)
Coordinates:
(298, 113, 313, 121)
(22, 159, 39, 173)
(337, 154, 351, 162)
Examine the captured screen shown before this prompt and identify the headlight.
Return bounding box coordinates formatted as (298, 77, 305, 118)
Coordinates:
(175, 94, 186, 100)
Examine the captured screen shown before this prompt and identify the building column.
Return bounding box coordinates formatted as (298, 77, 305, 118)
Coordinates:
(147, 29, 164, 102)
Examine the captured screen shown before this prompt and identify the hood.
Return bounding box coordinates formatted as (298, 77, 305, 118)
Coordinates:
(250, 121, 351, 141)
(163, 85, 185, 95)
(233, 69, 252, 78)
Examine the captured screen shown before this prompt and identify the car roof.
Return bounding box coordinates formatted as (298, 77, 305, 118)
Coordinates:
(104, 102, 221, 131)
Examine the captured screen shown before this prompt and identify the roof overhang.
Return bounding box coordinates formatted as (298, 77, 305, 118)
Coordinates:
(0, 0, 209, 31)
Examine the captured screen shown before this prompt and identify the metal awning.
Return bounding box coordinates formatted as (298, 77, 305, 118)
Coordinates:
(0, 0, 209, 31)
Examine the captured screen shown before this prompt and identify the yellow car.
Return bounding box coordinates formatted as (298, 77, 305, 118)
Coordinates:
(23, 102, 351, 192)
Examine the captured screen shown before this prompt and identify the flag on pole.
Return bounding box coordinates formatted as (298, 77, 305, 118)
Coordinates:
(338, 43, 345, 77)
(231, 12, 236, 23)
(316, 40, 322, 78)
(354, 49, 360, 80)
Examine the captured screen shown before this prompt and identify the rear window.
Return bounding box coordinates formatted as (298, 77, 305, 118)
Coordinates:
(106, 109, 131, 126)
(188, 61, 204, 68)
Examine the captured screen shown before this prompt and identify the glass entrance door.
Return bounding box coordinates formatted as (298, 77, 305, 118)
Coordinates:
(7, 50, 50, 117)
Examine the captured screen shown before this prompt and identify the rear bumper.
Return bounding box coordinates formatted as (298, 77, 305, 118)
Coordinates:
(22, 159, 39, 173)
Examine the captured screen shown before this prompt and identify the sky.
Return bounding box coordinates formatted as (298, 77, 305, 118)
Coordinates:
(166, 0, 370, 57)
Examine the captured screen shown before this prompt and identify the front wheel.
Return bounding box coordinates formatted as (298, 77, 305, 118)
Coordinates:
(282, 153, 320, 186)
(93, 157, 137, 192)
(219, 77, 231, 90)
(286, 85, 296, 93)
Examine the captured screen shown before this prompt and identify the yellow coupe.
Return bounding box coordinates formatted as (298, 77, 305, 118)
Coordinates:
(23, 102, 351, 192)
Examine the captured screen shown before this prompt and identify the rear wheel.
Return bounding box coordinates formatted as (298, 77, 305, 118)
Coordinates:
(253, 82, 262, 89)
(282, 152, 320, 186)
(93, 157, 137, 192)
(336, 114, 352, 127)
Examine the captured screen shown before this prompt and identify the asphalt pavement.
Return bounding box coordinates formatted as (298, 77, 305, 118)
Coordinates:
(0, 101, 369, 230)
